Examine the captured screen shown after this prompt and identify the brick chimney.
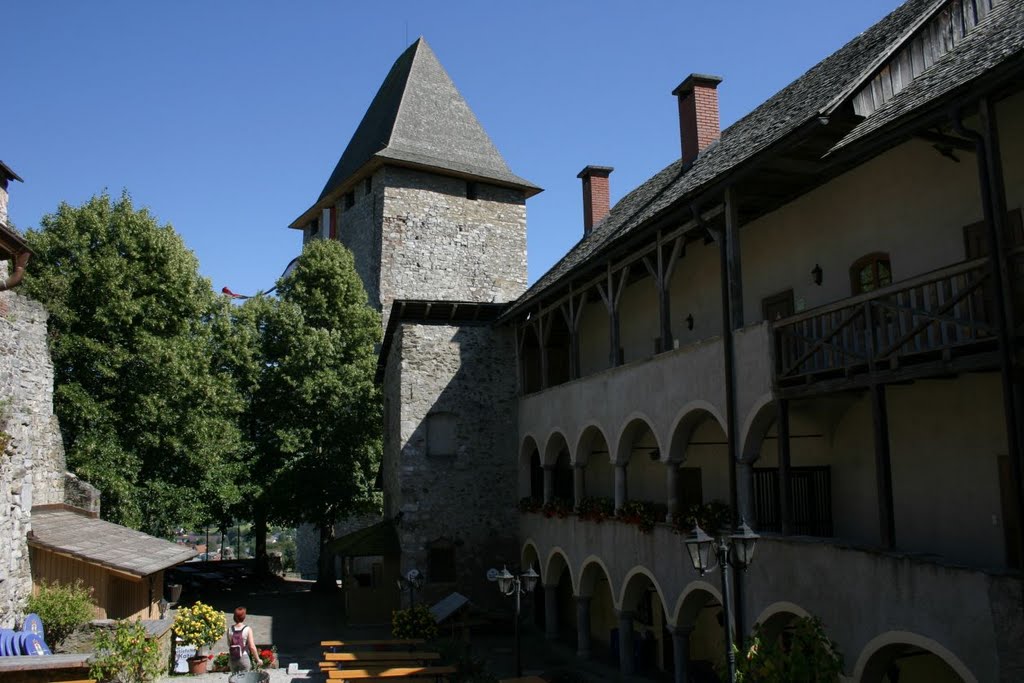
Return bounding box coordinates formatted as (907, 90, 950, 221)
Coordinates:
(578, 165, 614, 235)
(672, 74, 723, 166)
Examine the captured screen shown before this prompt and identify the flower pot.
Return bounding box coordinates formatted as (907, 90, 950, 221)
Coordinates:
(187, 655, 209, 675)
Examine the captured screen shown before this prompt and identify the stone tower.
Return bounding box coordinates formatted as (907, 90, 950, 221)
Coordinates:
(290, 38, 540, 610)
(291, 37, 539, 323)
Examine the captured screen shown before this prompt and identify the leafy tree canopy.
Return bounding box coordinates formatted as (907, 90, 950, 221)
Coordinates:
(266, 239, 382, 529)
(24, 192, 244, 534)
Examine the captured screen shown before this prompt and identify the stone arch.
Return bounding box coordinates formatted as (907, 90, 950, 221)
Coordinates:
(667, 401, 727, 463)
(618, 566, 669, 619)
(543, 430, 571, 467)
(544, 548, 574, 593)
(740, 393, 776, 464)
(574, 422, 611, 467)
(614, 412, 662, 465)
(853, 631, 977, 683)
(672, 580, 726, 629)
(520, 539, 541, 574)
(753, 601, 812, 645)
(577, 555, 616, 602)
(519, 435, 542, 499)
(576, 424, 614, 500)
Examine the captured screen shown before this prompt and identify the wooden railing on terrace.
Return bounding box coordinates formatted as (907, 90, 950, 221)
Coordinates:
(773, 257, 1001, 390)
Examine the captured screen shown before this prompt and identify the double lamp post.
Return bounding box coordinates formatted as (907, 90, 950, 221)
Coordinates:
(487, 565, 539, 677)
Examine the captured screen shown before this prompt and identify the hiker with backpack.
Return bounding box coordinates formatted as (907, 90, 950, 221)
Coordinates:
(227, 606, 260, 672)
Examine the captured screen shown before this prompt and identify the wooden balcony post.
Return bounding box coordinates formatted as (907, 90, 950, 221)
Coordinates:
(871, 384, 896, 549)
(598, 264, 629, 368)
(776, 399, 793, 535)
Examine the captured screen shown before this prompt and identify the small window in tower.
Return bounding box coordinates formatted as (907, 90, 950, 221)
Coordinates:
(466, 181, 478, 200)
(426, 412, 457, 457)
(427, 540, 457, 583)
(364, 177, 373, 195)
(308, 219, 319, 238)
(344, 191, 355, 210)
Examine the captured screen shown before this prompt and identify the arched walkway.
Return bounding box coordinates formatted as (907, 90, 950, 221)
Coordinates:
(576, 558, 617, 665)
(854, 632, 976, 683)
(520, 436, 541, 500)
(618, 567, 671, 676)
(671, 582, 731, 683)
(577, 424, 613, 501)
(666, 408, 731, 522)
(614, 415, 662, 511)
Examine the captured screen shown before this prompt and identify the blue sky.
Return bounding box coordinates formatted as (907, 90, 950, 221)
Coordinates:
(5, 1, 902, 295)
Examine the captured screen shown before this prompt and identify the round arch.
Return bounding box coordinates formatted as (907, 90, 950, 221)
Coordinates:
(614, 412, 662, 465)
(617, 566, 669, 619)
(753, 601, 812, 644)
(853, 631, 977, 683)
(574, 423, 611, 467)
(667, 402, 727, 463)
(577, 555, 616, 603)
(543, 548, 574, 592)
(520, 539, 541, 574)
(543, 430, 571, 467)
(671, 580, 731, 630)
(739, 393, 776, 464)
(520, 434, 540, 466)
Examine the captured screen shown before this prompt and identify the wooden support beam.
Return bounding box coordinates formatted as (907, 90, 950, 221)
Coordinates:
(776, 399, 792, 535)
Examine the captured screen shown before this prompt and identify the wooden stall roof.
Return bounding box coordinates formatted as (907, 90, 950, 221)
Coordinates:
(28, 505, 196, 578)
(325, 519, 400, 558)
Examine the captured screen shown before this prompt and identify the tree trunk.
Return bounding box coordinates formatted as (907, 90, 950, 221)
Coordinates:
(253, 505, 269, 576)
(313, 523, 338, 592)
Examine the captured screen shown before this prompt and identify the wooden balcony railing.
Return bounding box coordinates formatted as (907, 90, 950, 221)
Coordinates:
(773, 257, 999, 388)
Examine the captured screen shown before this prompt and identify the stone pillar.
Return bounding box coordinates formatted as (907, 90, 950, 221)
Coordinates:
(669, 625, 693, 683)
(617, 610, 636, 675)
(576, 597, 592, 658)
(544, 586, 559, 640)
(543, 465, 555, 504)
(666, 462, 680, 522)
(737, 460, 754, 526)
(573, 465, 586, 507)
(614, 464, 628, 511)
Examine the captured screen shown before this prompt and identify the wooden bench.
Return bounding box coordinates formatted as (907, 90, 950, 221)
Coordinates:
(321, 639, 426, 648)
(326, 665, 457, 681)
(324, 651, 441, 663)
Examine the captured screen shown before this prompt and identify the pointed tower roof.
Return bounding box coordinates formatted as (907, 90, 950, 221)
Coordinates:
(292, 38, 539, 228)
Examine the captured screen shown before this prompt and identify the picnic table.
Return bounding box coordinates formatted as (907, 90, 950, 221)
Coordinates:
(325, 665, 456, 681)
(324, 652, 441, 663)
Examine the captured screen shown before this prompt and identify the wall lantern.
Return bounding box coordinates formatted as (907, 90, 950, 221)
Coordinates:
(811, 264, 823, 286)
(686, 313, 695, 330)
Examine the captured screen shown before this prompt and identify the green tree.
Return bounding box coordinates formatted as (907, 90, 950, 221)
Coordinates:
(24, 192, 244, 533)
(266, 239, 382, 589)
(734, 616, 844, 682)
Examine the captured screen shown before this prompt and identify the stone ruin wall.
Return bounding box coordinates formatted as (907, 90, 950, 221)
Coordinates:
(0, 284, 69, 627)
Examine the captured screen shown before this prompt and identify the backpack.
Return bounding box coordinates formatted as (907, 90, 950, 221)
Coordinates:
(229, 625, 248, 659)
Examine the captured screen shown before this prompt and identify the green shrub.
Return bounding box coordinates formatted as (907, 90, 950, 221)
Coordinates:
(391, 605, 438, 641)
(90, 620, 164, 683)
(25, 580, 95, 647)
(734, 616, 844, 682)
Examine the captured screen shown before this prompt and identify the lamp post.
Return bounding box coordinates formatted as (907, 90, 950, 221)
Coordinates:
(684, 520, 759, 683)
(396, 569, 424, 608)
(487, 565, 539, 677)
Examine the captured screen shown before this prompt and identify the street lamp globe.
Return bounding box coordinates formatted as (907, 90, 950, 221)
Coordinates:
(521, 566, 539, 593)
(729, 520, 760, 570)
(684, 524, 717, 575)
(496, 566, 515, 594)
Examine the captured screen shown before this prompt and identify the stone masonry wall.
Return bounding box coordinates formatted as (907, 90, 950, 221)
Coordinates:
(385, 322, 519, 610)
(295, 512, 386, 580)
(0, 286, 67, 627)
(337, 169, 385, 311)
(378, 167, 527, 328)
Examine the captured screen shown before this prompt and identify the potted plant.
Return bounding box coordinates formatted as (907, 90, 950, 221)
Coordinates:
(173, 601, 225, 675)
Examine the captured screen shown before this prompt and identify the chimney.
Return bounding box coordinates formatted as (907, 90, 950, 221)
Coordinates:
(577, 165, 614, 235)
(672, 74, 723, 166)
(0, 162, 23, 228)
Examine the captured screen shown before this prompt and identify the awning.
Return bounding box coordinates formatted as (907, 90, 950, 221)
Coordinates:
(325, 520, 400, 558)
(28, 505, 196, 579)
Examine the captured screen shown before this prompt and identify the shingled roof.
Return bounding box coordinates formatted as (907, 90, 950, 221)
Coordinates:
(29, 505, 196, 577)
(292, 38, 539, 228)
(506, 0, 1023, 319)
